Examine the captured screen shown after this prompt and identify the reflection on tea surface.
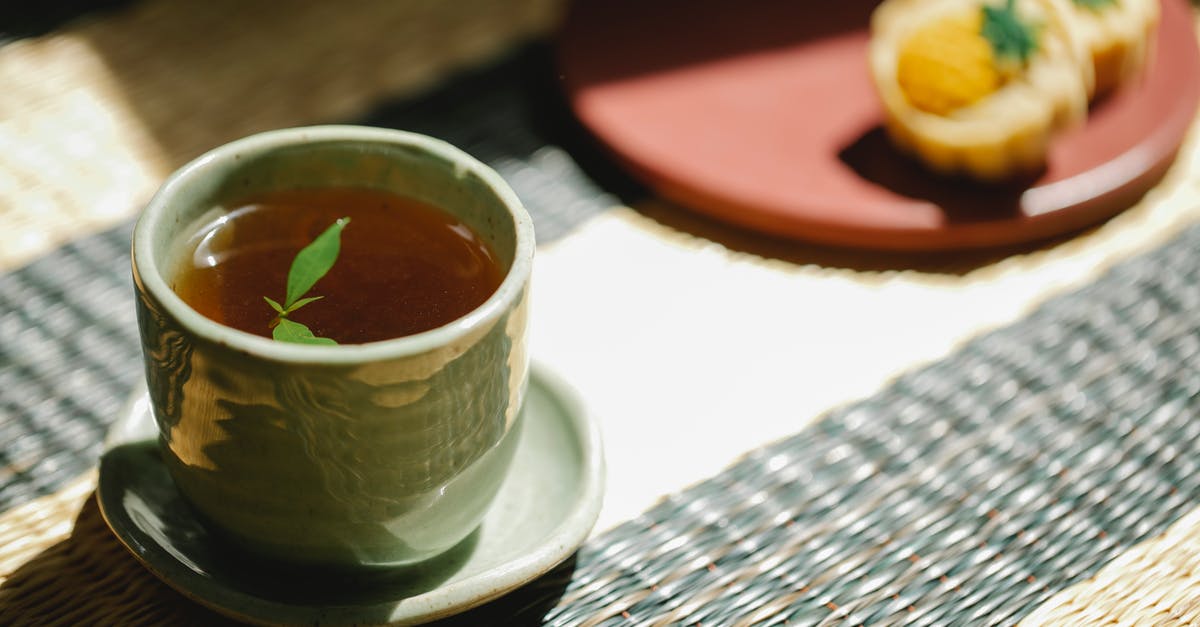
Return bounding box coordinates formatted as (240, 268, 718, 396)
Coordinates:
(173, 188, 503, 344)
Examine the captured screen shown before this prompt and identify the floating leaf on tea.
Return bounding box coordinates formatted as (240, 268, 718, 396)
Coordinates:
(273, 318, 337, 345)
(266, 217, 349, 345)
(285, 218, 349, 309)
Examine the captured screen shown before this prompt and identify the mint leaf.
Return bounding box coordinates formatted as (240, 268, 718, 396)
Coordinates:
(285, 295, 324, 314)
(264, 217, 348, 343)
(1072, 0, 1116, 8)
(273, 318, 336, 345)
(982, 0, 1039, 64)
(284, 217, 349, 309)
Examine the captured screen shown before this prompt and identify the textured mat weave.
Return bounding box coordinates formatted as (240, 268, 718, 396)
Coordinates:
(0, 228, 140, 511)
(533, 222, 1200, 626)
(1023, 505, 1200, 625)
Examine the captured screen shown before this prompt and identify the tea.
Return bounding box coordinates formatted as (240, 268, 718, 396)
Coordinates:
(172, 187, 504, 344)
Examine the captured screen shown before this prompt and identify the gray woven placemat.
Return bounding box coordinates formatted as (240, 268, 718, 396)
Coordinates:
(0, 45, 625, 514)
(527, 225, 1200, 625)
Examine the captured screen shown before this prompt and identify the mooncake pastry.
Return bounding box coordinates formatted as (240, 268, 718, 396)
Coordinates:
(870, 0, 1093, 180)
(1064, 0, 1159, 97)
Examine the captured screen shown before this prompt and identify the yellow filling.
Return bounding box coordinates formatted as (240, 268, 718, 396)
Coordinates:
(896, 13, 1003, 115)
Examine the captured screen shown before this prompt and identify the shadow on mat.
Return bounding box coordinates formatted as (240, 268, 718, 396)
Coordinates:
(0, 494, 576, 625)
(0, 494, 238, 625)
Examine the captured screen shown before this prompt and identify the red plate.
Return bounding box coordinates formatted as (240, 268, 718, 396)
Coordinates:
(558, 0, 1200, 250)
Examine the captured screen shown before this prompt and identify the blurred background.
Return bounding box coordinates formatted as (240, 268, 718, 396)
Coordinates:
(0, 0, 625, 268)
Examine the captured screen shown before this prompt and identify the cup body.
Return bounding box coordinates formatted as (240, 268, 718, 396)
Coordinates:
(131, 126, 534, 568)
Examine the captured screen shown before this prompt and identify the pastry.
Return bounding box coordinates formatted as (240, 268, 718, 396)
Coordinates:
(1065, 0, 1159, 97)
(870, 0, 1093, 180)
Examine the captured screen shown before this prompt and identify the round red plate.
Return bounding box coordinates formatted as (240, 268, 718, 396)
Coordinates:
(558, 0, 1200, 250)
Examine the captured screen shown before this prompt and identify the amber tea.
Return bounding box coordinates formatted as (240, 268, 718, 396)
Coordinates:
(172, 187, 504, 344)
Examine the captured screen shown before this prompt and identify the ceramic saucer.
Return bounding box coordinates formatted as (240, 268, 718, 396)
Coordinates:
(97, 365, 604, 626)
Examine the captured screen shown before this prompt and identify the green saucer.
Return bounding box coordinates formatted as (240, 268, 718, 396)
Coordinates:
(97, 365, 604, 626)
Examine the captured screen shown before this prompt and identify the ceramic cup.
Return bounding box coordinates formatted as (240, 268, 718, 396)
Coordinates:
(131, 126, 534, 568)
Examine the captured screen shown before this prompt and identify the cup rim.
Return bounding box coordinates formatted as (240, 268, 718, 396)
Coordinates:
(132, 125, 535, 365)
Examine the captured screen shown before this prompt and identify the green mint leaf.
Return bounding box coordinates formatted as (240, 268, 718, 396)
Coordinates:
(982, 0, 1039, 64)
(272, 318, 337, 345)
(264, 217, 347, 342)
(284, 295, 324, 314)
(1072, 0, 1116, 8)
(284, 217, 349, 309)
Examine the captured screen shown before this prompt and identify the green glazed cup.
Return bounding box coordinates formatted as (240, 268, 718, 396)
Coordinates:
(131, 126, 534, 568)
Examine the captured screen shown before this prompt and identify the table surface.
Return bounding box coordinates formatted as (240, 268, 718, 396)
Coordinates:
(2, 1, 1200, 625)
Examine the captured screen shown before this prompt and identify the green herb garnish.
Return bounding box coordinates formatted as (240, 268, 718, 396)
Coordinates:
(1072, 0, 1117, 9)
(272, 317, 335, 344)
(265, 217, 348, 345)
(982, 0, 1040, 65)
